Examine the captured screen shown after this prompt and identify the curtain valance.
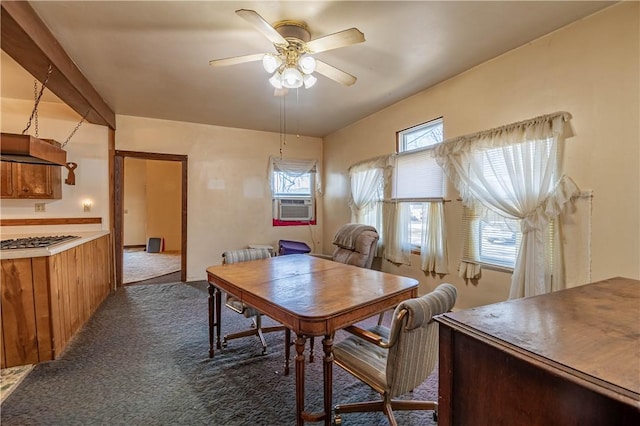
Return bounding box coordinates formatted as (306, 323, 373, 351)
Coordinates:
(435, 111, 571, 156)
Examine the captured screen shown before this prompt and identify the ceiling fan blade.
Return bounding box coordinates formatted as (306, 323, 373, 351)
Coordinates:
(306, 28, 365, 53)
(315, 60, 357, 86)
(209, 53, 264, 67)
(236, 9, 288, 46)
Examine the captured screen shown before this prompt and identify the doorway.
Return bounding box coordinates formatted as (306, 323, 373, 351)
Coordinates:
(114, 151, 188, 287)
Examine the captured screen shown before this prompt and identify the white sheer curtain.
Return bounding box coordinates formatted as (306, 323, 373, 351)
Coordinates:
(382, 201, 411, 264)
(435, 112, 579, 298)
(348, 156, 388, 224)
(420, 202, 449, 274)
(348, 156, 390, 255)
(268, 156, 320, 194)
(382, 201, 448, 274)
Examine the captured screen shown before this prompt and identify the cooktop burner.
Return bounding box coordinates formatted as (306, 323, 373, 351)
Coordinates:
(1, 235, 79, 250)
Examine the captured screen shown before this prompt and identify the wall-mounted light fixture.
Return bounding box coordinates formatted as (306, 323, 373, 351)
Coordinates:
(82, 199, 92, 212)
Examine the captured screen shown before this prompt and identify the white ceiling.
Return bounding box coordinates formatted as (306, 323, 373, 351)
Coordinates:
(1, 1, 615, 137)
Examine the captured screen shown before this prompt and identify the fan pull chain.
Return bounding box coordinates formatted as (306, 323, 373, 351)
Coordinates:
(280, 94, 287, 159)
(22, 65, 53, 136)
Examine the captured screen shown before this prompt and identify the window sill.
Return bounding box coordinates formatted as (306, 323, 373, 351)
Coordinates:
(477, 262, 514, 273)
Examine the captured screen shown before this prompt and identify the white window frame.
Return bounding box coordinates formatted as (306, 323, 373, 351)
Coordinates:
(393, 117, 445, 252)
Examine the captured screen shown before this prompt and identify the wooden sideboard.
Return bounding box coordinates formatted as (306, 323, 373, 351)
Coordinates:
(0, 234, 112, 368)
(435, 277, 640, 425)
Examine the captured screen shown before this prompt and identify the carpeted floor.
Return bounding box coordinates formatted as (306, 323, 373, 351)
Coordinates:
(123, 248, 181, 284)
(0, 281, 438, 425)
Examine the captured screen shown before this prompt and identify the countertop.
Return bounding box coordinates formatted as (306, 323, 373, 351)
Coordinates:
(0, 230, 110, 260)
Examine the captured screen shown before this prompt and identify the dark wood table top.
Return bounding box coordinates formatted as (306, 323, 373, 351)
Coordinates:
(436, 277, 640, 400)
(207, 253, 419, 336)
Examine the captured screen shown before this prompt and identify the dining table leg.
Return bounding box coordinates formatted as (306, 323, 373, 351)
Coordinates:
(295, 334, 307, 426)
(322, 334, 334, 426)
(208, 284, 215, 357)
(214, 287, 222, 350)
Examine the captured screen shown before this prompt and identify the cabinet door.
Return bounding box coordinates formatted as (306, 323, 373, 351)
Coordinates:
(0, 162, 62, 199)
(0, 258, 40, 367)
(17, 163, 53, 198)
(0, 162, 15, 197)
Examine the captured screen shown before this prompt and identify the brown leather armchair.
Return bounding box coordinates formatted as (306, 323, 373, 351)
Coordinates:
(313, 223, 379, 268)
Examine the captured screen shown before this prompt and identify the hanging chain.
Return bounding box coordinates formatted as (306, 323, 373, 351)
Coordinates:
(34, 79, 39, 137)
(22, 65, 53, 136)
(62, 110, 90, 148)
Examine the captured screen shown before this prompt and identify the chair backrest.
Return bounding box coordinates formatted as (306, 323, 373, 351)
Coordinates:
(222, 248, 272, 264)
(331, 223, 379, 269)
(385, 283, 457, 397)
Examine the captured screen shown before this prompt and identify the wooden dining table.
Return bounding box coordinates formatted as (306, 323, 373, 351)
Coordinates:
(206, 253, 419, 425)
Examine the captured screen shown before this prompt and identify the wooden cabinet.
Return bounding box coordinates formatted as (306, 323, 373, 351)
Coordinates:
(0, 161, 62, 199)
(0, 235, 112, 368)
(435, 278, 640, 426)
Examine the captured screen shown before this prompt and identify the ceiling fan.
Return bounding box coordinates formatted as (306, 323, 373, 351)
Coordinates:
(209, 9, 365, 95)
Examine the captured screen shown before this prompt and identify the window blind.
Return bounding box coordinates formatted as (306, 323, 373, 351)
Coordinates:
(392, 148, 444, 199)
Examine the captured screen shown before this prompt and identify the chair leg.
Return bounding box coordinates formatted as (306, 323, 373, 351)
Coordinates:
(284, 328, 291, 376)
(334, 399, 437, 426)
(383, 401, 398, 426)
(309, 336, 315, 363)
(222, 314, 286, 355)
(255, 315, 267, 355)
(389, 400, 437, 412)
(335, 400, 385, 414)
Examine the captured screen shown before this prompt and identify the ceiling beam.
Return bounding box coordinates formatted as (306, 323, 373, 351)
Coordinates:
(1, 1, 116, 129)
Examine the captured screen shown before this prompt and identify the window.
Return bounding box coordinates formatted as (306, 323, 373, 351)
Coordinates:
(462, 206, 554, 270)
(459, 139, 557, 270)
(393, 118, 444, 250)
(270, 157, 317, 226)
(272, 170, 313, 197)
(462, 207, 520, 269)
(398, 118, 444, 152)
(383, 117, 448, 274)
(435, 112, 574, 297)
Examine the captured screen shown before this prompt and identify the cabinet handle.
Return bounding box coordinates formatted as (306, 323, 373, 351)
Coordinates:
(22, 188, 29, 192)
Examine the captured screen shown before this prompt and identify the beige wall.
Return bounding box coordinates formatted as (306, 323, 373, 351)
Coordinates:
(0, 99, 110, 227)
(145, 160, 181, 251)
(322, 3, 639, 309)
(115, 115, 323, 281)
(123, 158, 147, 246)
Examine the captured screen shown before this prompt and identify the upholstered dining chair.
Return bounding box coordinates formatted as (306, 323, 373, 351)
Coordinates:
(332, 283, 458, 426)
(324, 223, 379, 269)
(220, 248, 286, 355)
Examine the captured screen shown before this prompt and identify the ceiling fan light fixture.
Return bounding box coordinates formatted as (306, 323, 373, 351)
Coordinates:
(282, 67, 303, 89)
(262, 54, 282, 74)
(269, 72, 283, 89)
(303, 74, 317, 89)
(298, 55, 316, 74)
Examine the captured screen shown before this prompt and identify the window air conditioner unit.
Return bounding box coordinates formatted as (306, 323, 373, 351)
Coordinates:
(277, 198, 314, 221)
